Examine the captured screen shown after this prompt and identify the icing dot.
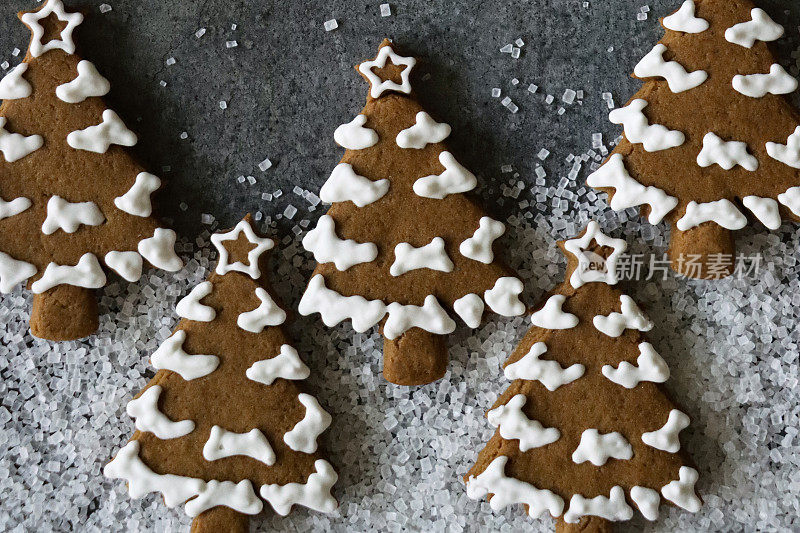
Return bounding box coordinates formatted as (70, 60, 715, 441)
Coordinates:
(31, 253, 106, 294)
(484, 276, 525, 317)
(283, 394, 332, 454)
(563, 486, 634, 523)
(530, 294, 579, 330)
(0, 117, 43, 163)
(778, 185, 800, 217)
(0, 64, 32, 100)
(237, 287, 287, 333)
(487, 394, 560, 451)
(138, 228, 183, 272)
(246, 344, 310, 386)
(609, 99, 685, 152)
(634, 44, 707, 93)
(56, 60, 111, 103)
(302, 214, 378, 271)
(742, 196, 781, 230)
(413, 151, 477, 199)
(126, 386, 195, 439)
(676, 199, 747, 231)
(184, 480, 263, 518)
(641, 409, 690, 453)
(396, 111, 451, 149)
(41, 196, 105, 235)
(593, 294, 653, 337)
(630, 486, 661, 521)
(319, 163, 390, 207)
(150, 330, 219, 380)
(298, 274, 387, 332)
(0, 194, 32, 221)
(661, 466, 702, 512)
(571, 429, 633, 466)
(601, 342, 670, 388)
(725, 8, 784, 49)
(732, 64, 798, 98)
(67, 109, 137, 153)
(662, 0, 708, 34)
(333, 114, 378, 150)
(453, 293, 484, 328)
(0, 251, 37, 294)
(260, 459, 338, 515)
(175, 281, 216, 322)
(504, 342, 585, 391)
(697, 132, 758, 171)
(103, 250, 143, 282)
(114, 172, 161, 217)
(383, 295, 456, 340)
(391, 237, 453, 276)
(459, 217, 505, 264)
(202, 426, 276, 466)
(767, 126, 800, 169)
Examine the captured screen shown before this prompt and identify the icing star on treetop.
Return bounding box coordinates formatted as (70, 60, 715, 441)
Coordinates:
(210, 219, 274, 280)
(563, 221, 627, 289)
(358, 42, 416, 99)
(21, 0, 84, 58)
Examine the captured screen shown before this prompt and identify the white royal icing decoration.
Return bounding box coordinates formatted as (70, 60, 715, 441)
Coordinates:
(453, 293, 484, 328)
(0, 64, 32, 100)
(661, 467, 702, 512)
(587, 154, 678, 225)
(138, 228, 183, 272)
(663, 0, 708, 34)
(733, 64, 797, 98)
(299, 274, 387, 332)
(676, 199, 747, 231)
(334, 114, 378, 150)
(0, 195, 31, 221)
(260, 459, 338, 515)
(487, 394, 560, 452)
(609, 99, 684, 152)
(31, 253, 105, 293)
(630, 486, 661, 521)
(504, 342, 585, 391)
(126, 386, 194, 439)
(465, 456, 565, 519)
(283, 394, 332, 454)
(203, 425, 276, 466)
(384, 295, 456, 340)
(358, 45, 416, 99)
(104, 251, 143, 282)
(67, 110, 137, 153)
(21, 0, 84, 58)
(0, 117, 43, 162)
(211, 219, 273, 279)
(56, 60, 111, 103)
(41, 196, 104, 235)
(320, 163, 389, 207)
(303, 215, 378, 271)
(725, 8, 784, 49)
(742, 196, 781, 230)
(184, 480, 263, 518)
(641, 409, 690, 453)
(237, 287, 287, 333)
(413, 151, 477, 199)
(176, 281, 216, 322)
(151, 330, 219, 380)
(0, 252, 37, 293)
(391, 237, 453, 276)
(459, 217, 505, 264)
(563, 486, 634, 523)
(593, 295, 653, 337)
(564, 221, 627, 288)
(572, 429, 633, 466)
(778, 186, 800, 217)
(698, 132, 758, 171)
(634, 44, 707, 93)
(530, 294, 578, 330)
(602, 342, 670, 389)
(767, 126, 800, 169)
(114, 172, 161, 217)
(396, 111, 451, 149)
(247, 344, 310, 386)
(484, 277, 525, 317)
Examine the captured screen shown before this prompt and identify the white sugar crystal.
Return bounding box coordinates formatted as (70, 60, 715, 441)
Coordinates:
(246, 175, 256, 185)
(324, 19, 338, 31)
(200, 213, 214, 224)
(491, 88, 501, 98)
(99, 3, 112, 13)
(537, 148, 550, 160)
(499, 44, 513, 53)
(231, 23, 238, 30)
(511, 78, 519, 85)
(1, 61, 9, 70)
(283, 205, 297, 219)
(179, 131, 188, 140)
(195, 27, 206, 38)
(527, 83, 538, 93)
(562, 89, 576, 104)
(545, 94, 554, 104)
(219, 100, 227, 110)
(500, 96, 511, 106)
(637, 12, 648, 20)
(165, 57, 176, 66)
(507, 102, 519, 113)
(159, 80, 167, 87)
(259, 158, 273, 171)
(511, 47, 520, 59)
(225, 40, 238, 48)
(12, 48, 20, 57)
(380, 3, 391, 16)
(515, 38, 525, 47)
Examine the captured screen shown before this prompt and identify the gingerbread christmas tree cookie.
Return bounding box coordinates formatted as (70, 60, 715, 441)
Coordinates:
(0, 0, 182, 340)
(588, 0, 800, 279)
(300, 40, 524, 386)
(465, 222, 701, 531)
(105, 217, 338, 531)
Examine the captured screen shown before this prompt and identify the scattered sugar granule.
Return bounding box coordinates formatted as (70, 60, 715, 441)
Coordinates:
(640, 5, 650, 12)
(219, 100, 228, 110)
(225, 40, 238, 48)
(527, 83, 538, 93)
(179, 202, 188, 211)
(637, 12, 648, 20)
(284, 205, 297, 219)
(231, 23, 238, 30)
(254, 211, 263, 221)
(99, 3, 112, 13)
(165, 57, 176, 66)
(515, 38, 525, 47)
(557, 107, 566, 115)
(537, 148, 550, 160)
(380, 3, 391, 17)
(500, 96, 512, 107)
(500, 44, 513, 53)
(195, 27, 207, 38)
(511, 47, 521, 59)
(511, 78, 519, 86)
(247, 176, 256, 185)
(324, 19, 339, 31)
(562, 89, 576, 104)
(11, 48, 20, 57)
(236, 175, 246, 184)
(159, 80, 167, 87)
(501, 164, 513, 173)
(608, 45, 615, 52)
(179, 132, 188, 140)
(576, 89, 584, 100)
(491, 88, 501, 98)
(261, 192, 273, 201)
(201, 213, 214, 224)
(0, 61, 8, 70)
(545, 94, 554, 104)
(259, 158, 273, 171)
(507, 102, 519, 113)
(274, 189, 283, 198)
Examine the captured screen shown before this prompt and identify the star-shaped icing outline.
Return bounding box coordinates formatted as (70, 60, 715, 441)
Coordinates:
(210, 219, 274, 280)
(358, 45, 416, 99)
(21, 0, 84, 58)
(563, 221, 627, 288)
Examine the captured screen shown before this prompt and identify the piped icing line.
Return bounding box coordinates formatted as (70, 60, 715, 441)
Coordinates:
(21, 0, 84, 58)
(563, 221, 627, 288)
(41, 196, 104, 235)
(563, 486, 634, 523)
(0, 64, 32, 100)
(593, 294, 653, 338)
(298, 274, 387, 332)
(742, 196, 781, 230)
(138, 228, 183, 272)
(203, 425, 276, 466)
(725, 8, 784, 49)
(176, 281, 216, 322)
(260, 459, 339, 515)
(697, 132, 758, 171)
(733, 64, 797, 98)
(634, 44, 707, 93)
(104, 251, 143, 282)
(571, 429, 633, 466)
(459, 217, 505, 264)
(383, 295, 456, 340)
(641, 409, 690, 453)
(484, 276, 525, 317)
(0, 117, 43, 162)
(465, 456, 565, 519)
(67, 110, 137, 153)
(320, 163, 390, 207)
(303, 214, 378, 271)
(246, 344, 310, 386)
(630, 486, 661, 521)
(237, 288, 287, 333)
(0, 252, 37, 293)
(504, 342, 585, 391)
(56, 60, 111, 103)
(778, 186, 800, 217)
(150, 330, 220, 381)
(453, 293, 484, 328)
(676, 199, 747, 231)
(487, 394, 560, 452)
(184, 479, 263, 518)
(0, 195, 32, 221)
(334, 114, 378, 150)
(114, 172, 161, 217)
(283, 393, 332, 454)
(210, 219, 273, 279)
(662, 0, 708, 34)
(31, 253, 105, 294)
(358, 45, 416, 99)
(413, 151, 477, 199)
(609, 99, 685, 152)
(396, 111, 451, 149)
(660, 466, 702, 512)
(587, 154, 678, 225)
(126, 386, 195, 439)
(767, 126, 800, 169)
(391, 237, 453, 276)
(601, 342, 670, 389)
(530, 294, 578, 330)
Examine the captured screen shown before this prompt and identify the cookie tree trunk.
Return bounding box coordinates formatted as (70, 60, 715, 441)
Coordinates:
(30, 285, 98, 340)
(669, 223, 735, 279)
(190, 507, 248, 533)
(556, 517, 613, 533)
(383, 327, 447, 385)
